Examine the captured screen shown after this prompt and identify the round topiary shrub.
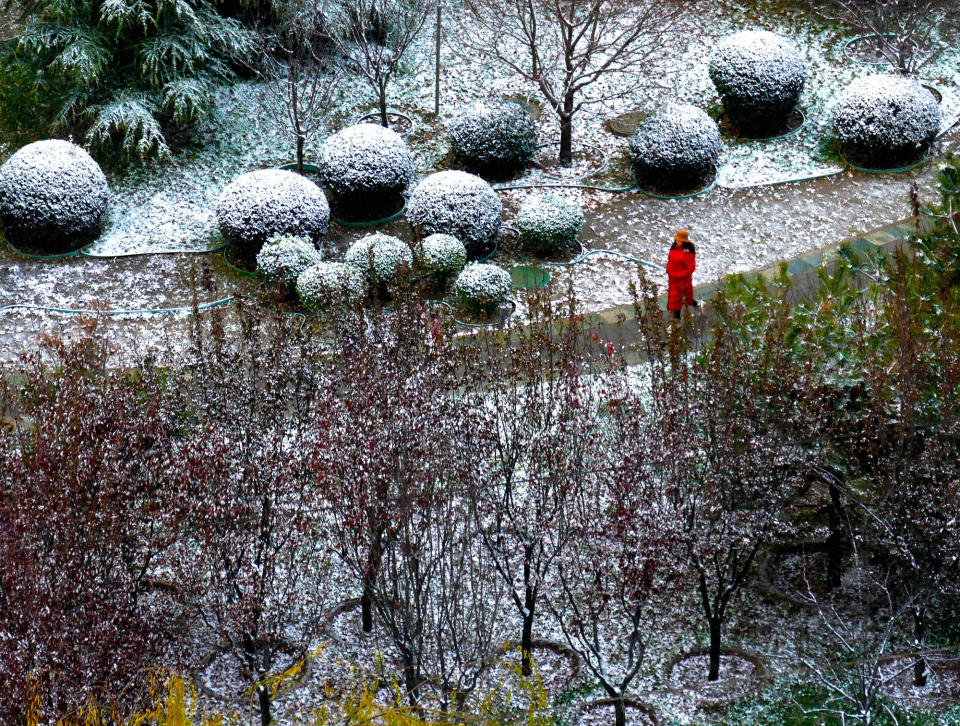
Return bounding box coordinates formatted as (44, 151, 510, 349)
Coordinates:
(629, 104, 722, 193)
(319, 123, 414, 218)
(406, 171, 503, 260)
(453, 262, 512, 314)
(709, 30, 807, 136)
(256, 234, 323, 294)
(447, 101, 538, 177)
(297, 262, 364, 309)
(215, 169, 329, 260)
(833, 75, 941, 169)
(418, 233, 467, 281)
(515, 194, 584, 254)
(344, 232, 413, 287)
(0, 139, 110, 252)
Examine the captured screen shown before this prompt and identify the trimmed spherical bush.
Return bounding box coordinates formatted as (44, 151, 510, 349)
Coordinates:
(319, 123, 414, 203)
(297, 262, 364, 309)
(215, 169, 329, 257)
(515, 194, 584, 254)
(256, 234, 323, 293)
(453, 262, 512, 314)
(345, 232, 413, 287)
(629, 105, 722, 193)
(709, 30, 807, 135)
(833, 75, 941, 169)
(0, 139, 110, 251)
(447, 101, 538, 176)
(406, 171, 502, 260)
(418, 233, 467, 280)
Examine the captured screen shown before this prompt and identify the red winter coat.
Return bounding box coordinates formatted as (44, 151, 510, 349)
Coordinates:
(666, 245, 695, 312)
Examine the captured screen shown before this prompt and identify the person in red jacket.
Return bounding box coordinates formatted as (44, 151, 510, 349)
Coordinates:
(666, 230, 697, 319)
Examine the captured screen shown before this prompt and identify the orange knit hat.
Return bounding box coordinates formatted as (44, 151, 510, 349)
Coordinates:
(675, 230, 690, 243)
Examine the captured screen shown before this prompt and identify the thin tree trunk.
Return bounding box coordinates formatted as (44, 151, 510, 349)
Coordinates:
(708, 617, 722, 681)
(296, 136, 305, 174)
(379, 82, 389, 127)
(521, 551, 536, 676)
(258, 685, 272, 726)
(613, 696, 626, 726)
(361, 583, 374, 633)
(558, 97, 574, 166)
(521, 587, 535, 677)
(914, 606, 927, 687)
(827, 478, 845, 589)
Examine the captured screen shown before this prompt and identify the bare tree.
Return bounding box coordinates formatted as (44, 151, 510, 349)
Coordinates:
(312, 298, 486, 636)
(547, 404, 685, 726)
(470, 294, 615, 678)
(461, 0, 682, 165)
(815, 0, 958, 74)
(795, 547, 914, 726)
(261, 0, 341, 172)
(329, 0, 434, 128)
(373, 491, 508, 718)
(176, 304, 333, 726)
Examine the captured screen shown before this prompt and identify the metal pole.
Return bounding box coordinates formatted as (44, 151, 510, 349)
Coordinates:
(434, 3, 441, 116)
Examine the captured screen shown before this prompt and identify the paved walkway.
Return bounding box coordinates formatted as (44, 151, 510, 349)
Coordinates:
(580, 215, 925, 363)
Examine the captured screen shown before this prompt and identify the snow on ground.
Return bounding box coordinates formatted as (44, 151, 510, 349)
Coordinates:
(2, 0, 960, 348)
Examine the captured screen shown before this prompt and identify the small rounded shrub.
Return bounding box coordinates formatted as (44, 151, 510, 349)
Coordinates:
(515, 194, 584, 254)
(215, 169, 329, 258)
(0, 139, 110, 251)
(453, 262, 512, 314)
(709, 30, 807, 135)
(297, 262, 364, 309)
(319, 123, 414, 206)
(344, 232, 413, 287)
(447, 101, 538, 176)
(406, 171, 502, 260)
(256, 234, 323, 293)
(833, 75, 941, 169)
(629, 104, 722, 193)
(418, 233, 467, 280)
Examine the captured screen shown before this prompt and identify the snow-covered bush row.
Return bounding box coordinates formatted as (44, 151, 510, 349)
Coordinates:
(215, 169, 329, 255)
(447, 101, 538, 176)
(255, 234, 323, 291)
(453, 262, 512, 313)
(345, 232, 413, 287)
(0, 139, 110, 251)
(297, 262, 364, 309)
(515, 194, 584, 254)
(406, 171, 502, 259)
(319, 123, 414, 201)
(709, 30, 807, 134)
(418, 233, 467, 280)
(833, 75, 941, 168)
(629, 105, 722, 192)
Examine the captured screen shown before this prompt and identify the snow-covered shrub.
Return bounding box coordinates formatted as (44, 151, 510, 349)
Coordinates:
(255, 234, 323, 292)
(0, 139, 110, 251)
(418, 233, 467, 280)
(453, 262, 512, 314)
(406, 171, 502, 259)
(297, 262, 364, 309)
(515, 194, 584, 254)
(833, 75, 941, 168)
(215, 169, 329, 257)
(345, 232, 413, 287)
(447, 101, 538, 176)
(709, 30, 807, 135)
(319, 123, 414, 202)
(629, 105, 722, 192)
